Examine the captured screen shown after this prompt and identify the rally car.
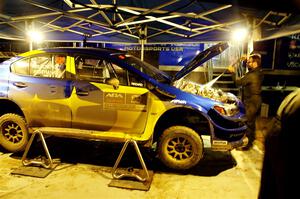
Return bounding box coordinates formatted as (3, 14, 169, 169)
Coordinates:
(0, 42, 247, 170)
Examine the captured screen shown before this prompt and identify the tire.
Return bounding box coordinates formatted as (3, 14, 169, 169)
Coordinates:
(0, 113, 28, 152)
(158, 126, 203, 170)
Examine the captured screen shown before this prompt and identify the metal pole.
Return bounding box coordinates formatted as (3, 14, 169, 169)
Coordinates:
(272, 39, 277, 70)
(140, 25, 147, 61)
(29, 41, 33, 51)
(141, 39, 144, 61)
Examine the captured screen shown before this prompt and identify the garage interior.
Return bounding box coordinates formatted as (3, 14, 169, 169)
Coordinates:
(0, 0, 300, 198)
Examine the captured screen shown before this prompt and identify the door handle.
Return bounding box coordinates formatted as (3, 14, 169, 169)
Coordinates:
(13, 82, 27, 88)
(76, 90, 89, 96)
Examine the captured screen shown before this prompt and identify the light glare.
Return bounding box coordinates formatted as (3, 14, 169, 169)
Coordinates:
(231, 28, 248, 42)
(27, 30, 43, 43)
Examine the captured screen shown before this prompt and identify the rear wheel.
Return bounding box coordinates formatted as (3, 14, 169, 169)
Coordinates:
(158, 125, 203, 170)
(0, 113, 28, 152)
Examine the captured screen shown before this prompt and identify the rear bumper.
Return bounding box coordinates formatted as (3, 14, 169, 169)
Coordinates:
(211, 135, 248, 151)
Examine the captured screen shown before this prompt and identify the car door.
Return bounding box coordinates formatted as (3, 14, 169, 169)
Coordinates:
(8, 53, 72, 128)
(70, 54, 149, 134)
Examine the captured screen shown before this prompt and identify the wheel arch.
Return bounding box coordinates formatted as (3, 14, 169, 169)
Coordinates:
(153, 107, 211, 142)
(0, 99, 25, 118)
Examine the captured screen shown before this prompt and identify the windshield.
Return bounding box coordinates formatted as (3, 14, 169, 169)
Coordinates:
(124, 55, 171, 82)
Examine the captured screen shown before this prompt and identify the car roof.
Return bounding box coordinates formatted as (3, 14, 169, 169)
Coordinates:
(19, 47, 126, 57)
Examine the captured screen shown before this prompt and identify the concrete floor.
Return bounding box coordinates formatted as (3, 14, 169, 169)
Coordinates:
(0, 136, 264, 199)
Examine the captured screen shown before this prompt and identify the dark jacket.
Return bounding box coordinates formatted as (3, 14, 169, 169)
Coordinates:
(233, 67, 263, 100)
(259, 88, 300, 199)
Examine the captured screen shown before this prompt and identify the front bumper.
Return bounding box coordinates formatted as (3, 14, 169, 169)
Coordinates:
(211, 135, 248, 151)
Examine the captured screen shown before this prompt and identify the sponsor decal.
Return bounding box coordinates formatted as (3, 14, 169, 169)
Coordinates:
(104, 92, 125, 103)
(212, 140, 228, 146)
(127, 94, 147, 105)
(104, 103, 146, 111)
(229, 132, 244, 138)
(103, 93, 147, 111)
(131, 82, 144, 87)
(171, 99, 187, 105)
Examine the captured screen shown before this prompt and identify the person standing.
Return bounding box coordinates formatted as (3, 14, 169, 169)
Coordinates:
(258, 88, 300, 199)
(227, 53, 263, 150)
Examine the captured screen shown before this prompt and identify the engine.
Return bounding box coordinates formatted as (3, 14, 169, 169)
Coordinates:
(173, 78, 240, 116)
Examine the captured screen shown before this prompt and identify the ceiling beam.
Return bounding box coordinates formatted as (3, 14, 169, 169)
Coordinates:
(116, 4, 233, 33)
(117, 13, 133, 34)
(24, 0, 108, 27)
(191, 22, 228, 32)
(40, 15, 63, 29)
(146, 16, 196, 32)
(194, 5, 232, 18)
(0, 33, 24, 41)
(65, 12, 99, 30)
(113, 5, 230, 20)
(24, 0, 138, 39)
(38, 21, 85, 35)
(255, 11, 272, 28)
(192, 20, 242, 31)
(277, 13, 291, 25)
(89, 0, 113, 26)
(7, 23, 25, 33)
(148, 24, 188, 39)
(91, 27, 139, 38)
(114, 7, 199, 33)
(117, 15, 180, 27)
(115, 0, 179, 26)
(0, 13, 12, 20)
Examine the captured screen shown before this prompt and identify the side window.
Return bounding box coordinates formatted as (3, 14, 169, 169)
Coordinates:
(109, 63, 145, 87)
(30, 55, 52, 77)
(29, 54, 66, 78)
(11, 54, 66, 78)
(75, 55, 110, 82)
(11, 58, 30, 75)
(128, 72, 146, 87)
(109, 63, 128, 86)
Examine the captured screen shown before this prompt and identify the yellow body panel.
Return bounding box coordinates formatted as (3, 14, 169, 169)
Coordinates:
(13, 51, 174, 143)
(66, 56, 75, 74)
(90, 83, 150, 133)
(18, 50, 45, 57)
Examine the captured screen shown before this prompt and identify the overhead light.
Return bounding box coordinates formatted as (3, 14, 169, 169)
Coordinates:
(27, 30, 44, 43)
(231, 28, 249, 42)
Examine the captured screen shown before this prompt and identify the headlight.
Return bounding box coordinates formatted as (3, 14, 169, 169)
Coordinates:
(213, 104, 239, 116)
(214, 105, 226, 115)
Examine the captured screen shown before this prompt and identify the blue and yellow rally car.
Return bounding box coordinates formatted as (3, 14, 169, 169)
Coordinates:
(0, 42, 247, 170)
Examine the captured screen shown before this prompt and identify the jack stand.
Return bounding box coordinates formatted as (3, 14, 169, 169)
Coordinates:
(21, 129, 58, 169)
(109, 139, 153, 191)
(11, 129, 59, 178)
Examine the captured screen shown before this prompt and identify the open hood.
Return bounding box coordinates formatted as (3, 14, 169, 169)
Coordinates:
(172, 42, 229, 82)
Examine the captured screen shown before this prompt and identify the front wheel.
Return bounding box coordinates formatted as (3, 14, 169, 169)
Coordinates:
(0, 113, 28, 152)
(158, 126, 203, 170)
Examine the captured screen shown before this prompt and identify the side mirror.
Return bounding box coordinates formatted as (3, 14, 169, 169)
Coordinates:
(146, 81, 155, 90)
(106, 78, 120, 89)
